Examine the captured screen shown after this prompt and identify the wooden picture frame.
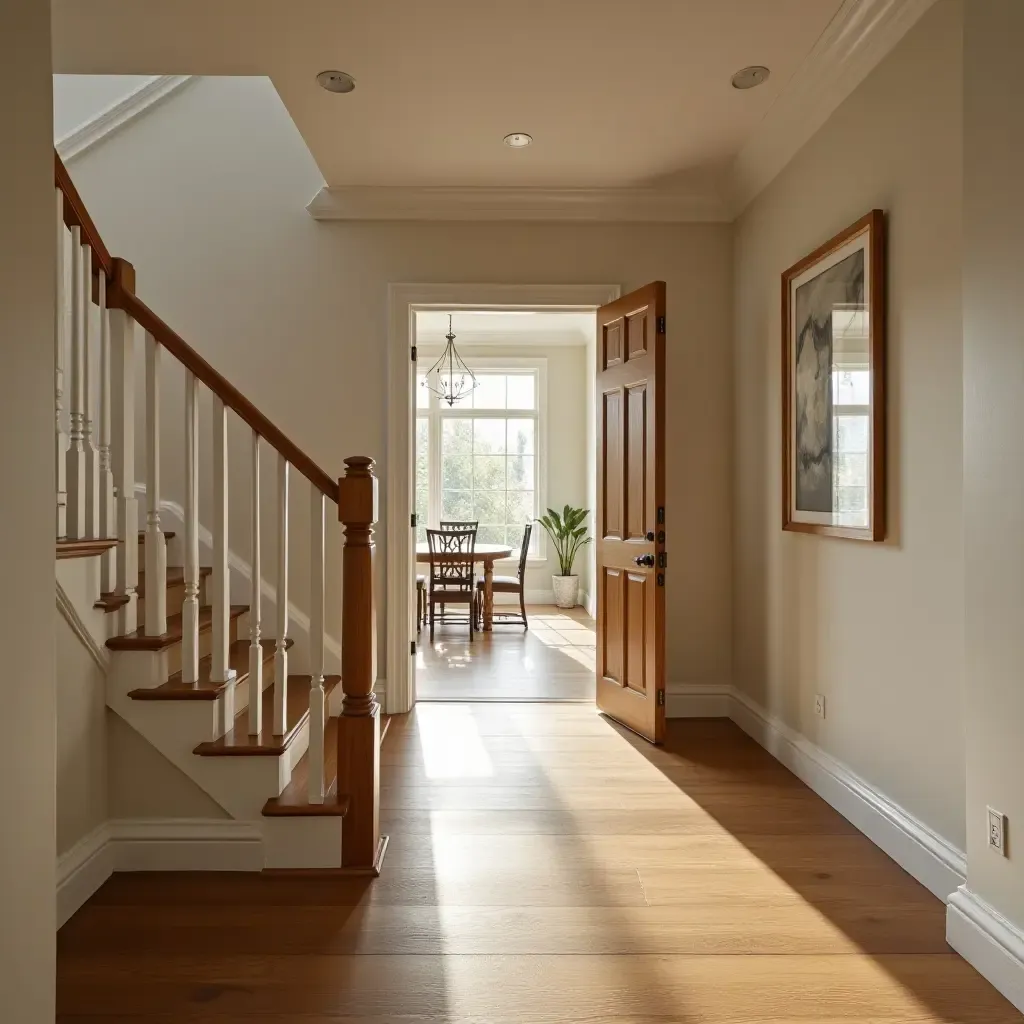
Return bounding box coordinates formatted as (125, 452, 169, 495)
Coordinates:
(782, 209, 886, 541)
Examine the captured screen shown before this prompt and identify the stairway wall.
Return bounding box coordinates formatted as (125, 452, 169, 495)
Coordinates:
(63, 75, 735, 698)
(0, 1, 58, 1017)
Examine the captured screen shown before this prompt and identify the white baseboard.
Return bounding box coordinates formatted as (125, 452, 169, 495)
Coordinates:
(57, 824, 114, 929)
(57, 817, 263, 927)
(667, 682, 731, 718)
(947, 886, 1024, 1013)
(110, 818, 263, 872)
(729, 688, 965, 902)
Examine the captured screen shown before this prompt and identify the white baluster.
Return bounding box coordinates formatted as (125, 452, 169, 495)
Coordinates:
(308, 487, 326, 803)
(144, 332, 167, 636)
(273, 457, 290, 735)
(97, 272, 116, 591)
(54, 189, 67, 539)
(109, 269, 138, 635)
(182, 372, 200, 684)
(248, 433, 263, 736)
(210, 396, 237, 734)
(65, 226, 86, 540)
(82, 240, 101, 537)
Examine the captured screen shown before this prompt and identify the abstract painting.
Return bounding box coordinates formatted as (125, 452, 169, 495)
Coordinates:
(782, 211, 886, 541)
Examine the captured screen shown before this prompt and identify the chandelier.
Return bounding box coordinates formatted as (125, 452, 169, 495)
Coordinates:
(422, 314, 478, 406)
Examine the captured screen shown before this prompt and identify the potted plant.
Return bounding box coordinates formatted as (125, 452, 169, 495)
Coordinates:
(536, 505, 591, 609)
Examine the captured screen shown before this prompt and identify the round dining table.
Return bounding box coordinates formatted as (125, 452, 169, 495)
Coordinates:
(415, 542, 513, 631)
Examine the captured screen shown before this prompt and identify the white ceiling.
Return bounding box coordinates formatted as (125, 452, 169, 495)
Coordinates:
(52, 0, 842, 190)
(50, 0, 934, 214)
(416, 311, 593, 347)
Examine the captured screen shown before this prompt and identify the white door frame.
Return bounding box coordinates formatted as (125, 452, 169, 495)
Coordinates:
(385, 282, 620, 715)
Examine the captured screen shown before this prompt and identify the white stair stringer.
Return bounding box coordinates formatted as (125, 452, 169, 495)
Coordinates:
(106, 649, 344, 826)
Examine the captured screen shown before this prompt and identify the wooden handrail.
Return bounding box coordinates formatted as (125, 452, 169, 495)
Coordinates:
(55, 153, 113, 277)
(117, 288, 339, 504)
(54, 151, 338, 505)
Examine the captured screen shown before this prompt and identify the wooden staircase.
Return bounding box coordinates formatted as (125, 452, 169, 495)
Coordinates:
(52, 153, 385, 873)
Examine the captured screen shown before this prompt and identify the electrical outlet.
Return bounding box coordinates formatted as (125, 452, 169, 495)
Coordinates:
(988, 807, 1007, 856)
(814, 694, 826, 719)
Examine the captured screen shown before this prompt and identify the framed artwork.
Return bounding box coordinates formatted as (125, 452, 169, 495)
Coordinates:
(782, 209, 886, 541)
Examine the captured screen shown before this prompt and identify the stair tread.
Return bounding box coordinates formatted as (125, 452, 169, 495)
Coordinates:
(107, 604, 248, 651)
(57, 538, 118, 560)
(195, 675, 340, 757)
(127, 638, 291, 700)
(263, 711, 391, 817)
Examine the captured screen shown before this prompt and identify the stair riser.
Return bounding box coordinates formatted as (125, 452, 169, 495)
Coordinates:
(137, 576, 209, 628)
(164, 610, 250, 678)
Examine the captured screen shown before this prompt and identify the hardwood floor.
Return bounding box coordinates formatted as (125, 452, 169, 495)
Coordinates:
(416, 604, 595, 701)
(56, 706, 1019, 1022)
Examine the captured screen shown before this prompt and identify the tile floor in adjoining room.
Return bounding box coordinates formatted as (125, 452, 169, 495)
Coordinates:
(416, 605, 595, 701)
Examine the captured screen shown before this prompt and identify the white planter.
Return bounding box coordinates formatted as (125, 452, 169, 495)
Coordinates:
(551, 574, 580, 609)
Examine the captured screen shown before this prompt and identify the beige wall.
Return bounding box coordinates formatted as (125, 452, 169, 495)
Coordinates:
(962, 0, 1024, 930)
(0, 1, 57, 1017)
(732, 2, 965, 848)
(56, 618, 108, 854)
(65, 75, 734, 692)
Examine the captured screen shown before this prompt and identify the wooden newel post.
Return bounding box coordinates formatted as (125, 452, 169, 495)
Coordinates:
(337, 456, 383, 871)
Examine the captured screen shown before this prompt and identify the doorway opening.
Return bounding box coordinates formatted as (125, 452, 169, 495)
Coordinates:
(414, 309, 596, 701)
(385, 284, 620, 714)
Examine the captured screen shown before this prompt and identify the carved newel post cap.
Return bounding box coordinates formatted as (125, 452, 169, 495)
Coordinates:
(338, 456, 378, 526)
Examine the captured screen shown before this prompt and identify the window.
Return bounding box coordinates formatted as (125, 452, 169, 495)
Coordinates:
(416, 361, 545, 556)
(830, 307, 870, 528)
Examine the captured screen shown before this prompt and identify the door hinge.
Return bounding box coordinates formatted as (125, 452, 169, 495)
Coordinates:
(410, 640, 417, 656)
(657, 506, 665, 525)
(657, 572, 665, 587)
(411, 512, 418, 528)
(657, 315, 666, 334)
(657, 689, 665, 707)
(411, 345, 417, 362)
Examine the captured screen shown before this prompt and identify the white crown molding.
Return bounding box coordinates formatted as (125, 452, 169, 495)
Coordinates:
(56, 578, 109, 674)
(730, 0, 937, 214)
(57, 75, 194, 163)
(730, 686, 965, 901)
(307, 185, 731, 224)
(57, 817, 262, 927)
(947, 886, 1024, 1013)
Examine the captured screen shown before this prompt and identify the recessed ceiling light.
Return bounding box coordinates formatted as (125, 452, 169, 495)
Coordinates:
(503, 132, 533, 148)
(731, 65, 770, 90)
(317, 70, 355, 94)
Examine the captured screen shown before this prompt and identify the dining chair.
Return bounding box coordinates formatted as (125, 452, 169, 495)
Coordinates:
(426, 527, 477, 642)
(416, 574, 426, 632)
(477, 523, 532, 630)
(440, 520, 479, 531)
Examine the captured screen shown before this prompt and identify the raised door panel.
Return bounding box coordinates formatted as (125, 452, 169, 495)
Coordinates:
(627, 308, 649, 361)
(603, 317, 624, 370)
(625, 572, 647, 694)
(602, 389, 623, 540)
(625, 383, 647, 541)
(602, 568, 624, 685)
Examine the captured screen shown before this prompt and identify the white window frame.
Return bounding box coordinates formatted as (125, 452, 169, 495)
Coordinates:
(416, 354, 548, 564)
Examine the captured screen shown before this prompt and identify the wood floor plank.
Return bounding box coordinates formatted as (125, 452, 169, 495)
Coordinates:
(57, 702, 1019, 1022)
(56, 952, 1019, 1021)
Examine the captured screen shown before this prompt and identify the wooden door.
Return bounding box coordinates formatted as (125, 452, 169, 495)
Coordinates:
(595, 282, 666, 743)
